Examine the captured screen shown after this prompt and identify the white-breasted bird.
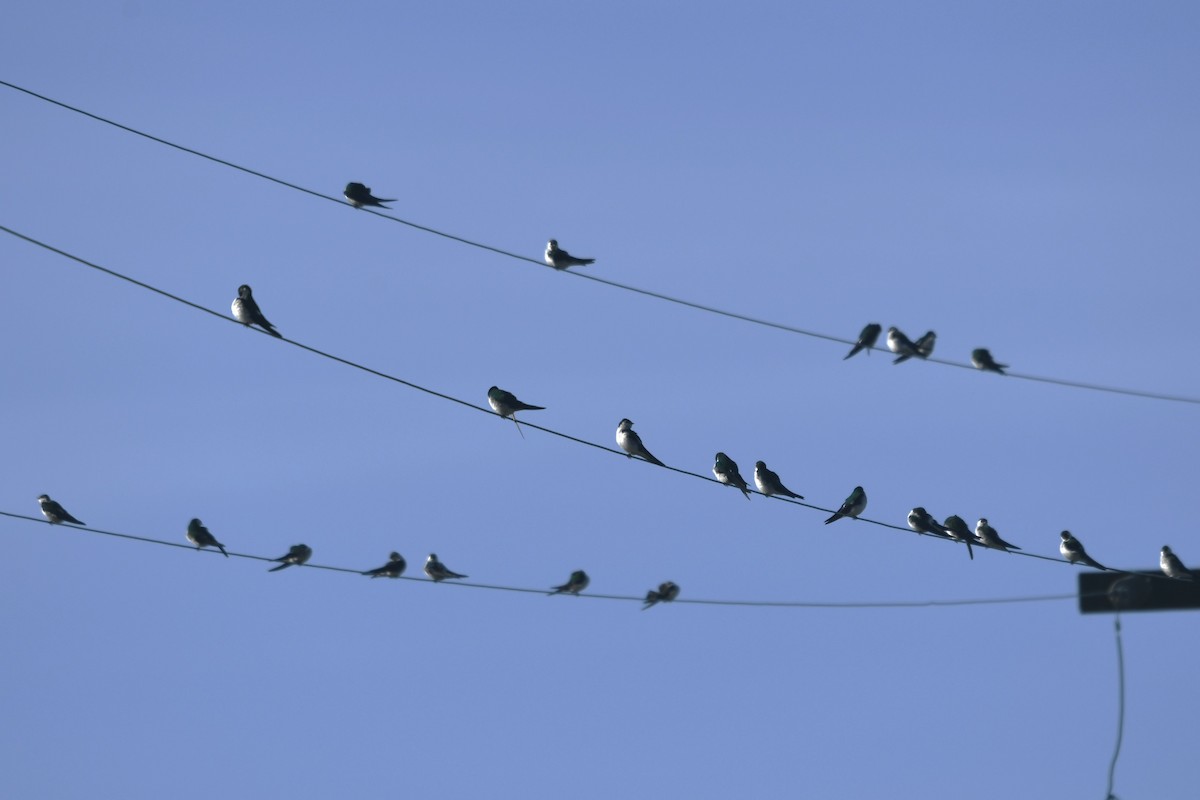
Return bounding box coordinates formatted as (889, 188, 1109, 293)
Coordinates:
(549, 570, 590, 596)
(1059, 531, 1108, 571)
(544, 239, 595, 270)
(344, 182, 395, 208)
(825, 486, 867, 524)
(37, 494, 84, 525)
(186, 518, 228, 557)
(887, 327, 922, 364)
(975, 518, 1020, 552)
(971, 348, 1008, 375)
(363, 552, 407, 579)
(424, 553, 467, 582)
(844, 323, 882, 360)
(231, 284, 282, 338)
(941, 515, 976, 560)
(713, 452, 751, 500)
(642, 581, 680, 610)
(487, 386, 545, 438)
(616, 419, 665, 467)
(907, 507, 948, 537)
(1160, 546, 1193, 580)
(754, 461, 804, 499)
(269, 544, 312, 572)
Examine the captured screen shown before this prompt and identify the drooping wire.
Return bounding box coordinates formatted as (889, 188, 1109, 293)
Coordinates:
(1106, 614, 1126, 800)
(3, 79, 1197, 406)
(1, 223, 1128, 571)
(1, 510, 1091, 609)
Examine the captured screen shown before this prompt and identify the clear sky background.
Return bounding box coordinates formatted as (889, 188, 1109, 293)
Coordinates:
(2, 2, 1198, 798)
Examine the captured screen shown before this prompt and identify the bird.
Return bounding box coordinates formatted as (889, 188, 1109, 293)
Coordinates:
(487, 386, 545, 438)
(642, 581, 680, 610)
(268, 544, 312, 572)
(231, 284, 282, 338)
(1059, 531, 1108, 571)
(363, 552, 407, 579)
(1160, 546, 1193, 580)
(37, 494, 84, 525)
(971, 348, 1008, 375)
(424, 553, 467, 582)
(914, 331, 936, 359)
(754, 461, 804, 499)
(907, 507, 947, 537)
(713, 452, 751, 500)
(616, 419, 665, 467)
(975, 518, 1020, 552)
(343, 182, 395, 209)
(186, 518, 228, 557)
(544, 239, 595, 270)
(548, 570, 590, 596)
(844, 323, 882, 360)
(941, 515, 976, 560)
(825, 486, 867, 524)
(887, 327, 922, 364)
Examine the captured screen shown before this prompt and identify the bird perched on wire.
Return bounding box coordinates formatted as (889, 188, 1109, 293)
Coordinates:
(887, 327, 923, 364)
(1160, 546, 1193, 580)
(544, 239, 595, 270)
(487, 386, 545, 439)
(907, 507, 948, 537)
(1059, 531, 1108, 570)
(231, 284, 283, 338)
(186, 518, 228, 557)
(825, 486, 867, 524)
(844, 323, 882, 360)
(548, 570, 590, 596)
(424, 553, 468, 582)
(363, 552, 407, 579)
(642, 581, 680, 610)
(269, 544, 312, 572)
(941, 515, 976, 560)
(713, 452, 751, 500)
(344, 182, 395, 209)
(754, 461, 804, 500)
(975, 518, 1020, 552)
(914, 331, 936, 359)
(616, 419, 665, 467)
(37, 494, 85, 525)
(971, 348, 1008, 375)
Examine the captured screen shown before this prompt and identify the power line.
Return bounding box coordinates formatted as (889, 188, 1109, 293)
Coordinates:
(1106, 615, 1126, 800)
(4, 79, 1197, 407)
(1, 510, 1088, 609)
(3, 223, 1172, 577)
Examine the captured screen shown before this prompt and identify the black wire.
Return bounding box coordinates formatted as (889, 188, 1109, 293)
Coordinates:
(2, 510, 1095, 609)
(4, 79, 1197, 406)
(1106, 614, 1125, 800)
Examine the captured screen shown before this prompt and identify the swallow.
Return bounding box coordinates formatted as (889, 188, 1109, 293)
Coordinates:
(941, 515, 976, 560)
(37, 494, 84, 525)
(487, 386, 545, 439)
(616, 418, 665, 467)
(186, 518, 228, 557)
(754, 461, 804, 499)
(544, 239, 595, 270)
(424, 553, 467, 582)
(1160, 546, 1193, 580)
(713, 452, 751, 500)
(825, 486, 867, 524)
(887, 327, 922, 364)
(907, 507, 948, 537)
(231, 284, 282, 338)
(363, 552, 407, 579)
(548, 570, 590, 596)
(914, 331, 936, 359)
(1059, 531, 1108, 571)
(844, 323, 882, 360)
(642, 581, 680, 610)
(971, 348, 1008, 375)
(344, 182, 395, 209)
(975, 518, 1020, 552)
(268, 544, 312, 572)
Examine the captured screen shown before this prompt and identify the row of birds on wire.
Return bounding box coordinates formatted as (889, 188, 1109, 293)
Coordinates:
(348, 182, 1010, 374)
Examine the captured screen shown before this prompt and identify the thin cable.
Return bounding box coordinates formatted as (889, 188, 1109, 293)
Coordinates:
(2, 223, 1170, 574)
(4, 79, 1197, 406)
(1106, 614, 1125, 800)
(2, 510, 1091, 609)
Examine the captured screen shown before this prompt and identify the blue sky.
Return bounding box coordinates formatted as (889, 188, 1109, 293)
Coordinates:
(3, 2, 1198, 798)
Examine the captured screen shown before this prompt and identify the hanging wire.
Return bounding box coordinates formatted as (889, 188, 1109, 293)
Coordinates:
(1105, 614, 1125, 800)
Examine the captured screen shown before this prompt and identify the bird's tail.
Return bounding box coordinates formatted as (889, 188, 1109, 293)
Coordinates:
(265, 327, 283, 339)
(824, 513, 841, 524)
(965, 540, 974, 560)
(893, 354, 911, 365)
(642, 451, 665, 467)
(268, 563, 290, 572)
(843, 346, 861, 360)
(218, 545, 229, 558)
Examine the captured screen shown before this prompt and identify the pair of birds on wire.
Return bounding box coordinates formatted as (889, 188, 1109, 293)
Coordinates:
(845, 322, 1007, 374)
